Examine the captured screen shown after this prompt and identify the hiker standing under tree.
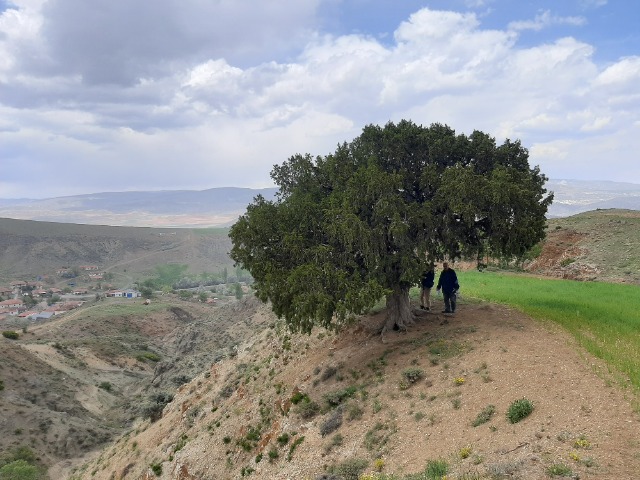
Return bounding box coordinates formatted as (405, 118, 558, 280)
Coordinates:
(419, 265, 435, 311)
(436, 262, 459, 314)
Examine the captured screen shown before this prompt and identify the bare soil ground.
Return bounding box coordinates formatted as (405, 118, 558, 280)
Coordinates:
(70, 297, 640, 480)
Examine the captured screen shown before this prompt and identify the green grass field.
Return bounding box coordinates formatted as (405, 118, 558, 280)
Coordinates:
(458, 270, 640, 394)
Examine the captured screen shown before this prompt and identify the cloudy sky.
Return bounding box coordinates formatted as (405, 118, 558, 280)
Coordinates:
(1, 0, 639, 199)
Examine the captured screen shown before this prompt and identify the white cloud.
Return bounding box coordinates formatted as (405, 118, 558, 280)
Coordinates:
(508, 10, 586, 32)
(1, 3, 640, 198)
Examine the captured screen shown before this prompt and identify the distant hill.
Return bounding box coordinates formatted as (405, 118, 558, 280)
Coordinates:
(0, 187, 278, 227)
(0, 180, 639, 227)
(526, 208, 640, 284)
(545, 179, 640, 217)
(0, 217, 234, 285)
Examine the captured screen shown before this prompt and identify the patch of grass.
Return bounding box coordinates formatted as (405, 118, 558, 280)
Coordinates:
(327, 458, 368, 480)
(546, 463, 574, 477)
(506, 398, 534, 424)
(426, 338, 468, 359)
(472, 404, 496, 427)
(574, 435, 591, 449)
(424, 459, 449, 479)
(286, 435, 304, 461)
(2, 331, 19, 340)
(136, 351, 161, 362)
(364, 422, 396, 455)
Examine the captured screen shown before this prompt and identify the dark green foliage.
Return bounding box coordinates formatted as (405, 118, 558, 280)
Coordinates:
(276, 433, 290, 446)
(425, 459, 449, 479)
(150, 462, 162, 476)
(290, 392, 309, 405)
(323, 386, 357, 407)
(267, 448, 279, 462)
(506, 398, 534, 423)
(98, 382, 112, 392)
(287, 435, 305, 461)
(294, 399, 320, 419)
(140, 392, 174, 422)
(2, 331, 19, 340)
(230, 120, 552, 333)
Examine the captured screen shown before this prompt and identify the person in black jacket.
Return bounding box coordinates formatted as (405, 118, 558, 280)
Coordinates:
(419, 265, 435, 311)
(436, 262, 459, 313)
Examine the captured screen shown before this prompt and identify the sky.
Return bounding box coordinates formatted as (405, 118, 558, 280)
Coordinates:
(1, 0, 639, 199)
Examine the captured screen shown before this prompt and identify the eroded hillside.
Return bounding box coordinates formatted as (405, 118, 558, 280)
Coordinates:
(526, 209, 640, 284)
(69, 301, 640, 480)
(0, 296, 269, 478)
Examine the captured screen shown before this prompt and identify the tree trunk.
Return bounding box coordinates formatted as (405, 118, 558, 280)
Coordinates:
(381, 285, 415, 336)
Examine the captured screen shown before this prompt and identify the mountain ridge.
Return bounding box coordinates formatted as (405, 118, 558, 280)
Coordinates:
(2, 181, 640, 227)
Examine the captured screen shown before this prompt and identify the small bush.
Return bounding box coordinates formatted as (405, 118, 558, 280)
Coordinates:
(2, 331, 19, 340)
(150, 462, 162, 476)
(546, 463, 573, 477)
(0, 380, 4, 391)
(136, 351, 161, 362)
(290, 391, 309, 405)
(320, 407, 343, 436)
(287, 435, 304, 461)
(346, 403, 364, 421)
(98, 382, 112, 392)
(506, 398, 534, 424)
(401, 367, 424, 384)
(425, 459, 449, 479)
(323, 386, 357, 407)
(327, 458, 368, 480)
(472, 404, 496, 427)
(321, 366, 338, 381)
(267, 448, 279, 462)
(276, 433, 290, 446)
(294, 399, 320, 419)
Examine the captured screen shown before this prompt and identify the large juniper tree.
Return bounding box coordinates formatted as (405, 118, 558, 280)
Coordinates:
(230, 120, 553, 334)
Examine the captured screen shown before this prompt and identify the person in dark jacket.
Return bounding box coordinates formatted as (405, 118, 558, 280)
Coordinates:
(436, 262, 459, 313)
(419, 266, 435, 311)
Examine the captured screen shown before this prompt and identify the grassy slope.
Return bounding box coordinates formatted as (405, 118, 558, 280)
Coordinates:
(459, 270, 640, 393)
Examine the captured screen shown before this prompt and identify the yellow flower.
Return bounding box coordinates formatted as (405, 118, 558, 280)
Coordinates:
(454, 377, 465, 385)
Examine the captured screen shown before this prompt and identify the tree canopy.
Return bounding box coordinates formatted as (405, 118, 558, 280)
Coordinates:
(229, 120, 553, 334)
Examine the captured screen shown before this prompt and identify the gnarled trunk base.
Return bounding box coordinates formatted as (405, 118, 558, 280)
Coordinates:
(381, 287, 415, 339)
